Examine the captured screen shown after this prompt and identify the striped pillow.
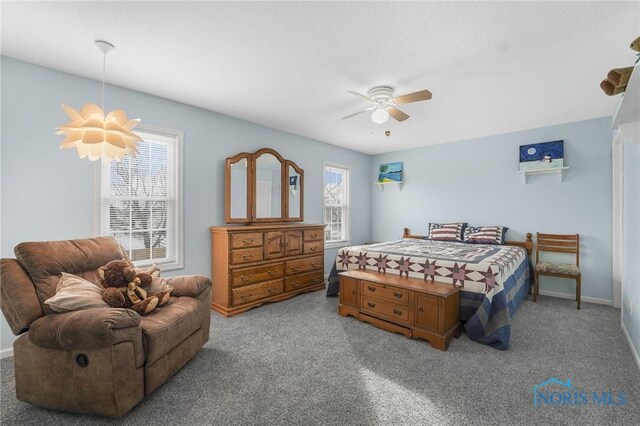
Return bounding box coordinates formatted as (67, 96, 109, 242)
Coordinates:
(427, 223, 466, 242)
(463, 226, 508, 245)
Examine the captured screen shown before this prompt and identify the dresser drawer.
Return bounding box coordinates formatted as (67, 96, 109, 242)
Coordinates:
(304, 241, 323, 255)
(284, 271, 324, 292)
(231, 232, 263, 249)
(361, 297, 410, 325)
(231, 263, 284, 287)
(230, 247, 264, 265)
(361, 281, 409, 306)
(285, 255, 323, 275)
(303, 229, 323, 242)
(232, 279, 283, 306)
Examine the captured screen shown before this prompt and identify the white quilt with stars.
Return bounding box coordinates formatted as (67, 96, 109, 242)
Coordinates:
(335, 238, 526, 296)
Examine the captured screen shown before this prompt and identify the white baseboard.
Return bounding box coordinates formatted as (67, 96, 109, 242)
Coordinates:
(538, 289, 612, 306)
(622, 321, 640, 372)
(0, 347, 14, 359)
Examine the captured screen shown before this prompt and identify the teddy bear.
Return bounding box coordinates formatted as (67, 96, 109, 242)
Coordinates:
(134, 264, 173, 306)
(600, 36, 640, 96)
(97, 259, 170, 315)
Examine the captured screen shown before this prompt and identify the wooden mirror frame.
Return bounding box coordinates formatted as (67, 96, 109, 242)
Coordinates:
(251, 148, 286, 223)
(285, 159, 304, 222)
(224, 148, 304, 224)
(224, 152, 253, 223)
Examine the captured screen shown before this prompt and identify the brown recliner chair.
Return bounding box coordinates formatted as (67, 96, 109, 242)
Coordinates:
(0, 236, 212, 417)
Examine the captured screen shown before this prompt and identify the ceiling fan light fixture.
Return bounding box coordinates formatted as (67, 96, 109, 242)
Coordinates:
(371, 108, 389, 124)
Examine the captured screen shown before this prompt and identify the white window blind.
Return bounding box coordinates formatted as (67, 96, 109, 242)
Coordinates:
(324, 163, 350, 245)
(99, 127, 183, 269)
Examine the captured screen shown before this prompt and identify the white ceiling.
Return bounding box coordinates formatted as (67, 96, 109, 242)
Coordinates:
(2, 1, 638, 154)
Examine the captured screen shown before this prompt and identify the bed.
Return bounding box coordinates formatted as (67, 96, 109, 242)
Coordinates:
(326, 228, 533, 350)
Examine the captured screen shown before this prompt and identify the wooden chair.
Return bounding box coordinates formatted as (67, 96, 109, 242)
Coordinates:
(534, 233, 581, 309)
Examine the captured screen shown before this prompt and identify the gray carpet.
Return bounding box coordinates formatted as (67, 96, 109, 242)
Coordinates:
(1, 292, 639, 425)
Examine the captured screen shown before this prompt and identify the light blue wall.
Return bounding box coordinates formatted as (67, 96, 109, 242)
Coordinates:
(0, 56, 621, 356)
(622, 136, 640, 360)
(370, 117, 613, 302)
(0, 57, 372, 351)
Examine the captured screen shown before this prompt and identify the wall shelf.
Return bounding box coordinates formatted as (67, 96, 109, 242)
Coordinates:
(375, 181, 404, 191)
(518, 167, 569, 184)
(612, 62, 640, 142)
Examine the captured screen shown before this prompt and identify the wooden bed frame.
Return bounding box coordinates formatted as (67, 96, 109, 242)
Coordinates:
(402, 227, 534, 259)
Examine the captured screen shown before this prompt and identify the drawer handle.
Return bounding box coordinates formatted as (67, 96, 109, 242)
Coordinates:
(418, 307, 424, 313)
(311, 233, 317, 238)
(393, 308, 402, 316)
(351, 290, 357, 295)
(242, 239, 252, 246)
(240, 294, 252, 300)
(241, 274, 253, 281)
(242, 254, 254, 260)
(312, 278, 320, 283)
(312, 262, 319, 267)
(267, 287, 277, 293)
(309, 246, 317, 252)
(393, 292, 403, 299)
(367, 286, 376, 292)
(367, 301, 376, 308)
(291, 266, 300, 272)
(268, 270, 277, 276)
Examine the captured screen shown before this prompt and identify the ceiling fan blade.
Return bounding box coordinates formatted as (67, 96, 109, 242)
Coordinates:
(347, 90, 374, 103)
(341, 105, 375, 119)
(341, 110, 368, 120)
(394, 89, 432, 104)
(388, 107, 410, 122)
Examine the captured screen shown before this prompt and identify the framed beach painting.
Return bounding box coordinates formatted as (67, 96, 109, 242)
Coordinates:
(378, 161, 403, 183)
(519, 140, 564, 171)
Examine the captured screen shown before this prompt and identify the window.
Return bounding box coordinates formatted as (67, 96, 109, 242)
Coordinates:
(98, 126, 183, 269)
(323, 163, 350, 247)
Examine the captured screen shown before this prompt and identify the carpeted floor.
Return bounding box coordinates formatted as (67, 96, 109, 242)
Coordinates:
(1, 292, 639, 425)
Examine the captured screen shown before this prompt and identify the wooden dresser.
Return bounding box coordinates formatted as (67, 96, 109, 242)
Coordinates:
(210, 223, 325, 316)
(338, 270, 461, 351)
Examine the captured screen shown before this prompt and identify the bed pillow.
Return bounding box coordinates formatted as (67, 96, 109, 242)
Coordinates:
(44, 272, 110, 313)
(427, 222, 466, 242)
(463, 226, 508, 245)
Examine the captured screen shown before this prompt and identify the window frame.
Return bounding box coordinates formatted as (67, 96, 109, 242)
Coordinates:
(94, 124, 184, 270)
(322, 161, 350, 249)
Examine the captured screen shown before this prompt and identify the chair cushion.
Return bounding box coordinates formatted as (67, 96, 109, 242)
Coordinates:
(536, 262, 580, 275)
(14, 237, 127, 314)
(139, 297, 202, 365)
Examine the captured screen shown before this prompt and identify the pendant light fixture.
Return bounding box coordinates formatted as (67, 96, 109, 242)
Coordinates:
(55, 40, 142, 161)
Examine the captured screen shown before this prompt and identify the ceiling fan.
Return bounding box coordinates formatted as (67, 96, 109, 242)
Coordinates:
(342, 86, 432, 124)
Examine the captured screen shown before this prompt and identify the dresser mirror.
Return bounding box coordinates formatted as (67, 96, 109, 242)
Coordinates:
(286, 161, 303, 221)
(225, 148, 304, 223)
(225, 153, 251, 223)
(254, 152, 283, 219)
